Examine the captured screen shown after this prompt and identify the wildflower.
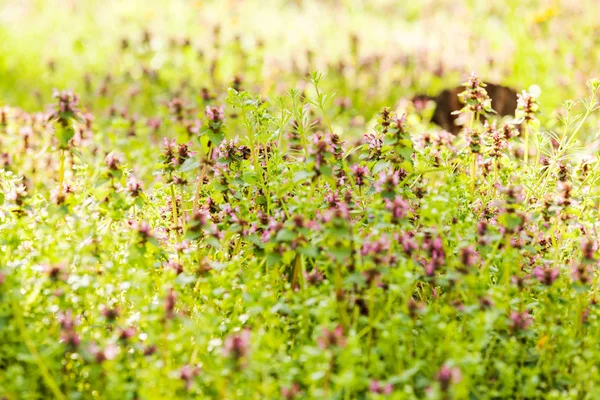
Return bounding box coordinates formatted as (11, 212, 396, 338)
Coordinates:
(436, 365, 461, 392)
(581, 237, 597, 261)
(375, 170, 401, 196)
(48, 89, 82, 149)
(281, 383, 301, 399)
(232, 75, 243, 92)
(385, 195, 410, 222)
(317, 325, 346, 349)
(407, 298, 424, 318)
(572, 263, 594, 285)
(364, 133, 383, 159)
(48, 89, 81, 126)
(422, 235, 445, 276)
(305, 268, 324, 285)
(516, 91, 540, 124)
(510, 310, 532, 331)
(101, 306, 120, 322)
(369, 380, 393, 395)
(180, 364, 201, 390)
(90, 342, 118, 363)
(147, 117, 162, 132)
(379, 107, 392, 134)
(487, 122, 508, 158)
(139, 344, 156, 357)
(459, 245, 479, 268)
(168, 97, 186, 122)
(45, 263, 67, 281)
(501, 123, 519, 139)
(104, 152, 121, 171)
(119, 327, 136, 341)
(205, 105, 225, 131)
(127, 175, 143, 197)
(465, 128, 481, 154)
(0, 106, 7, 127)
(398, 232, 418, 256)
(165, 288, 177, 320)
(532, 265, 560, 285)
(479, 296, 494, 310)
(58, 310, 80, 349)
(456, 72, 493, 116)
(362, 236, 392, 266)
(223, 329, 251, 360)
(133, 221, 154, 244)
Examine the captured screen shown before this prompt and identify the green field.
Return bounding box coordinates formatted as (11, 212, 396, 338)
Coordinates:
(2, 1, 600, 399)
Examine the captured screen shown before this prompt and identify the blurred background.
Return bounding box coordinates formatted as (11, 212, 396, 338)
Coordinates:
(1, 0, 599, 115)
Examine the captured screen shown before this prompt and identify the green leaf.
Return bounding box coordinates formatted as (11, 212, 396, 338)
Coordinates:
(179, 158, 200, 173)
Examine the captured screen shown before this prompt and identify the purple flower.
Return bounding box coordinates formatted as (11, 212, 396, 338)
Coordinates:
(385, 195, 410, 221)
(127, 175, 143, 197)
(422, 235, 445, 276)
(58, 310, 80, 348)
(165, 288, 177, 320)
(206, 105, 225, 131)
(317, 325, 346, 349)
(223, 329, 251, 360)
(436, 365, 461, 392)
(180, 364, 201, 390)
(581, 237, 597, 261)
(350, 164, 368, 186)
(305, 268, 324, 285)
(398, 232, 417, 256)
(572, 263, 594, 284)
(90, 342, 118, 363)
(532, 265, 560, 285)
(119, 326, 136, 341)
(104, 152, 122, 171)
(101, 306, 120, 321)
(375, 170, 400, 193)
(460, 245, 479, 268)
(281, 383, 301, 399)
(510, 310, 532, 331)
(369, 380, 393, 395)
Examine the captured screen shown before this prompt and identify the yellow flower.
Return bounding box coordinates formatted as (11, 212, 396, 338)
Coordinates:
(532, 4, 559, 25)
(537, 334, 549, 349)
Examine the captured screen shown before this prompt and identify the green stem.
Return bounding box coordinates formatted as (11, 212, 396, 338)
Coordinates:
(523, 123, 529, 164)
(242, 106, 271, 213)
(193, 163, 208, 213)
(180, 182, 186, 236)
(11, 293, 67, 400)
(470, 153, 477, 195)
(58, 149, 65, 197)
(170, 181, 179, 238)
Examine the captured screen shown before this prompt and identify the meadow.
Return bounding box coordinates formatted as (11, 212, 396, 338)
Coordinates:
(2, 0, 600, 398)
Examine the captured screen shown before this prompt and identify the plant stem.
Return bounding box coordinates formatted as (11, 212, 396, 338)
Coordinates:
(241, 105, 271, 213)
(58, 149, 66, 197)
(11, 293, 67, 400)
(180, 182, 186, 236)
(470, 153, 476, 195)
(493, 157, 498, 196)
(193, 163, 208, 213)
(170, 180, 179, 238)
(523, 123, 529, 164)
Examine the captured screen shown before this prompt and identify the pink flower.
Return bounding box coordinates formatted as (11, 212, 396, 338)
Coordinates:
(281, 383, 301, 399)
(532, 266, 560, 285)
(436, 365, 461, 392)
(180, 364, 201, 390)
(223, 329, 251, 360)
(317, 325, 346, 349)
(369, 379, 393, 395)
(510, 311, 532, 331)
